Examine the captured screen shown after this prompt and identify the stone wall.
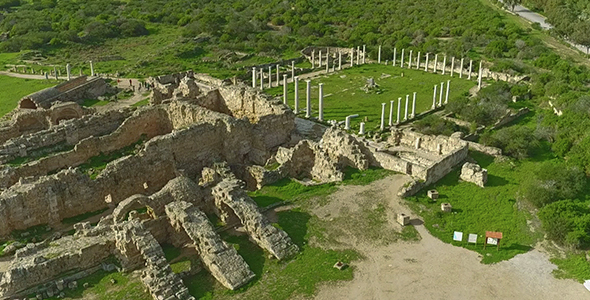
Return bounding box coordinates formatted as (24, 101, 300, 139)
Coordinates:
(212, 178, 299, 260)
(0, 234, 115, 298)
(165, 201, 255, 290)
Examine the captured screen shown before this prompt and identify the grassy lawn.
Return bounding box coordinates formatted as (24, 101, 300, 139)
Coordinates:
(0, 75, 58, 117)
(131, 99, 150, 107)
(265, 64, 476, 130)
(405, 151, 542, 264)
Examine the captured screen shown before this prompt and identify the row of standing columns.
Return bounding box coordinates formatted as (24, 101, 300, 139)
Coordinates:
(13, 60, 96, 80)
(252, 61, 298, 90)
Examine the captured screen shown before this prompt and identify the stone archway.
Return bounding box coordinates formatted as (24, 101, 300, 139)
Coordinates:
(19, 98, 37, 109)
(51, 108, 83, 125)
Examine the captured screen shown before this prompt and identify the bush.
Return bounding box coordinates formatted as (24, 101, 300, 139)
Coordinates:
(521, 162, 586, 207)
(413, 115, 464, 136)
(538, 200, 590, 248)
(480, 126, 540, 159)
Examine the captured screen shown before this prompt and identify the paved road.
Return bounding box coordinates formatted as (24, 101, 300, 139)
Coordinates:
(507, 3, 589, 54)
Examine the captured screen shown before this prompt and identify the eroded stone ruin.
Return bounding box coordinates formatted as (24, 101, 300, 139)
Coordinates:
(0, 71, 470, 300)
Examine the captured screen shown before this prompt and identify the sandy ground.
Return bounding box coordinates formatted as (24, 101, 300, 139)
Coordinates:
(312, 175, 589, 300)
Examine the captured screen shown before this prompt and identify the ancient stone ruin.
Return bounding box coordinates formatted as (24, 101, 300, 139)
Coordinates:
(460, 162, 488, 187)
(0, 70, 471, 300)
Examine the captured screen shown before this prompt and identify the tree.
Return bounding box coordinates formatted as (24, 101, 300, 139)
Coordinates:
(504, 0, 522, 12)
(571, 21, 590, 54)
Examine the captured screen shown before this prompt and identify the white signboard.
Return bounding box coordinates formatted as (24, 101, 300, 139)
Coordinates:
(468, 234, 478, 244)
(583, 280, 590, 292)
(486, 237, 498, 245)
(453, 231, 463, 242)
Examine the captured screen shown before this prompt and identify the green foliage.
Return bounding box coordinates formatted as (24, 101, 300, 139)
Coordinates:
(405, 151, 540, 263)
(538, 200, 590, 248)
(414, 114, 465, 136)
(131, 99, 149, 107)
(447, 82, 512, 126)
(550, 254, 590, 283)
(521, 161, 586, 208)
(481, 126, 541, 159)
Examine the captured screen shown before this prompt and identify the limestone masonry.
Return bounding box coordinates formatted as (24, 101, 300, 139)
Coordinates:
(0, 71, 471, 300)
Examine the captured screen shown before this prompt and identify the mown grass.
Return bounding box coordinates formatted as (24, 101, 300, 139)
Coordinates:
(264, 63, 476, 129)
(0, 75, 58, 117)
(82, 99, 109, 107)
(405, 151, 542, 264)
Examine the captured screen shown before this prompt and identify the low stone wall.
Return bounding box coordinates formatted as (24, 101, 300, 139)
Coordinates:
(21, 77, 110, 109)
(421, 145, 469, 186)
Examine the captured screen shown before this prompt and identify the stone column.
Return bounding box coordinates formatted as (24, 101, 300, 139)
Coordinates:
(411, 92, 417, 118)
(434, 54, 438, 73)
(397, 97, 402, 124)
(45, 72, 48, 80)
(312, 51, 316, 68)
(66, 63, 71, 80)
(339, 52, 342, 70)
(468, 60, 473, 80)
(417, 52, 421, 70)
(432, 85, 437, 109)
(393, 48, 397, 66)
(79, 68, 82, 76)
(54, 66, 58, 80)
(362, 45, 366, 64)
(90, 61, 95, 76)
(445, 80, 450, 104)
(478, 61, 483, 89)
(359, 122, 365, 134)
(319, 50, 322, 67)
(451, 57, 455, 77)
(350, 48, 354, 67)
(380, 103, 386, 131)
(356, 46, 360, 65)
(268, 66, 272, 88)
(294, 77, 299, 113)
(291, 61, 295, 80)
(378, 45, 382, 64)
(388, 100, 394, 126)
(252, 67, 256, 88)
(306, 80, 311, 118)
(425, 53, 429, 72)
(439, 82, 444, 107)
(345, 115, 357, 130)
(401, 49, 405, 68)
(408, 50, 413, 68)
(442, 56, 447, 75)
(404, 95, 409, 120)
(276, 65, 280, 84)
(460, 58, 464, 78)
(283, 74, 288, 105)
(318, 83, 324, 121)
(260, 69, 264, 90)
(326, 58, 329, 73)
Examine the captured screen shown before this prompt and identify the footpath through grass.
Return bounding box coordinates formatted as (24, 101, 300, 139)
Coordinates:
(406, 151, 541, 264)
(0, 75, 58, 117)
(266, 63, 476, 130)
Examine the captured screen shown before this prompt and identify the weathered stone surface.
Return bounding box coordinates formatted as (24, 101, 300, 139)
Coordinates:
(166, 201, 255, 290)
(212, 178, 299, 260)
(460, 162, 487, 187)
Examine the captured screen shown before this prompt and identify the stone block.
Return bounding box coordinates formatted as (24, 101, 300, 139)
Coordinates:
(427, 190, 439, 200)
(460, 162, 487, 187)
(441, 203, 452, 213)
(396, 213, 410, 226)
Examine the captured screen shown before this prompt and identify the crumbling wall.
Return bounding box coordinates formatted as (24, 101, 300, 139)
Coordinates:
(276, 140, 343, 182)
(166, 201, 255, 290)
(20, 77, 110, 109)
(421, 146, 469, 185)
(0, 107, 172, 189)
(0, 234, 115, 298)
(115, 220, 194, 300)
(212, 178, 299, 260)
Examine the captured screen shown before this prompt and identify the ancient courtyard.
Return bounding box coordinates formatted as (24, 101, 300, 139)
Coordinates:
(1, 2, 590, 297)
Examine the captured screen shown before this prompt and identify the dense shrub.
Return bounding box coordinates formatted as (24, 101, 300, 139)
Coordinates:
(480, 126, 540, 159)
(521, 162, 586, 207)
(538, 200, 590, 249)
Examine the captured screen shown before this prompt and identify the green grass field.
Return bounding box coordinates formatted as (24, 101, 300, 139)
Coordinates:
(0, 75, 58, 117)
(266, 64, 476, 130)
(406, 151, 543, 264)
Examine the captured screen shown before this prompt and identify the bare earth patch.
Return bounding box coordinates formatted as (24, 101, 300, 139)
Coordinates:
(311, 175, 588, 300)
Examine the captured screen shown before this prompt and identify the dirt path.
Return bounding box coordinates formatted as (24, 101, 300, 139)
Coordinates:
(311, 175, 588, 300)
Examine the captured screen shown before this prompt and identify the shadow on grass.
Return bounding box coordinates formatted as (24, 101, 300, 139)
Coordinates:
(252, 195, 283, 207)
(277, 210, 311, 248)
(486, 174, 509, 187)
